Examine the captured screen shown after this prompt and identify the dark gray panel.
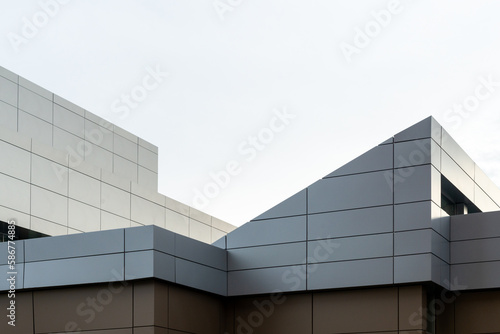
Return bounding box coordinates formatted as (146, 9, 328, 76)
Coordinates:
(0, 264, 23, 291)
(326, 144, 393, 178)
(451, 237, 500, 264)
(451, 211, 500, 241)
(450, 261, 500, 290)
(228, 242, 306, 271)
(394, 230, 431, 256)
(431, 255, 449, 288)
(227, 216, 306, 249)
(308, 233, 392, 263)
(125, 250, 154, 279)
(394, 165, 437, 204)
(307, 258, 393, 290)
(175, 259, 227, 296)
(308, 205, 393, 240)
(394, 138, 440, 170)
(441, 129, 475, 178)
(252, 189, 307, 220)
(431, 230, 450, 263)
(395, 201, 432, 231)
(124, 225, 175, 255)
(308, 171, 393, 214)
(25, 229, 125, 262)
(394, 254, 432, 284)
(394, 116, 441, 143)
(24, 254, 124, 288)
(228, 265, 307, 296)
(124, 250, 175, 282)
(175, 233, 227, 270)
(0, 240, 24, 265)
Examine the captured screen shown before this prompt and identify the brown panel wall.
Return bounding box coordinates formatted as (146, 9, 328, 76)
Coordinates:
(0, 291, 33, 333)
(399, 285, 426, 331)
(33, 282, 133, 333)
(314, 287, 399, 334)
(168, 284, 224, 334)
(233, 293, 312, 334)
(454, 290, 500, 334)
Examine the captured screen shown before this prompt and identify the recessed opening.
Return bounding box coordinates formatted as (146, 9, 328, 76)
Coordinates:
(441, 175, 480, 216)
(0, 221, 48, 242)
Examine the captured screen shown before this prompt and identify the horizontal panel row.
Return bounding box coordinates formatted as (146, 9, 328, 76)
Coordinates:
(228, 258, 394, 296)
(452, 237, 500, 264)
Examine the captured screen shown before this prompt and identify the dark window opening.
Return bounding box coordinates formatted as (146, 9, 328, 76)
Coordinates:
(441, 175, 480, 216)
(0, 221, 48, 242)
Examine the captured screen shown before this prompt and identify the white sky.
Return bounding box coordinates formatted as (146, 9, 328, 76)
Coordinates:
(1, 0, 499, 226)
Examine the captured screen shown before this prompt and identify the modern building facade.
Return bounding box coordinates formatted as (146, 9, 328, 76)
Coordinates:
(1, 65, 500, 333)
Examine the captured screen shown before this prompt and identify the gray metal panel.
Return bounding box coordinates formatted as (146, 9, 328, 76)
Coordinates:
(308, 234, 392, 263)
(114, 133, 138, 163)
(431, 230, 450, 263)
(175, 259, 227, 296)
(24, 254, 124, 288)
(124, 250, 175, 282)
(228, 265, 307, 296)
(308, 171, 393, 214)
(175, 233, 227, 270)
(18, 110, 52, 146)
(441, 129, 475, 178)
(0, 66, 18, 82)
(212, 236, 226, 249)
(474, 184, 499, 212)
(227, 215, 306, 249)
(308, 205, 393, 240)
(394, 230, 431, 256)
(451, 237, 500, 264)
(31, 185, 68, 225)
(138, 145, 158, 172)
(0, 76, 18, 107)
(18, 86, 52, 122)
(474, 164, 500, 207)
(124, 225, 175, 255)
(252, 189, 307, 221)
(394, 138, 440, 170)
(0, 240, 24, 265)
(307, 257, 393, 290)
(101, 183, 131, 219)
(326, 144, 393, 178)
(0, 264, 24, 291)
(228, 242, 306, 271)
(451, 261, 500, 290)
(68, 169, 101, 208)
(53, 104, 85, 137)
(394, 165, 436, 204)
(130, 195, 165, 227)
(84, 118, 113, 151)
(0, 173, 30, 214)
(125, 250, 154, 279)
(0, 100, 17, 131)
(451, 211, 500, 241)
(0, 140, 31, 182)
(441, 152, 475, 201)
(394, 116, 441, 143)
(25, 229, 124, 262)
(394, 254, 432, 284)
(31, 154, 68, 196)
(431, 255, 449, 288)
(395, 201, 432, 231)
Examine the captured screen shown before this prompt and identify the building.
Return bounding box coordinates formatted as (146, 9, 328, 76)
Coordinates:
(1, 65, 500, 333)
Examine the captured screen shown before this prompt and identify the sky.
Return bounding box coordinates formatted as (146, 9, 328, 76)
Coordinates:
(1, 0, 500, 227)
